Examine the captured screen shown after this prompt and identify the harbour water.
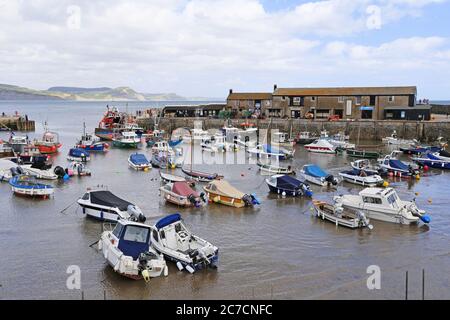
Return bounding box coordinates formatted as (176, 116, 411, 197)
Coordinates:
(0, 101, 449, 300)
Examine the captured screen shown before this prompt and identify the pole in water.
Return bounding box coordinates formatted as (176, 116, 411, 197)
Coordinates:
(405, 271, 408, 300)
(422, 269, 425, 300)
(104, 290, 107, 300)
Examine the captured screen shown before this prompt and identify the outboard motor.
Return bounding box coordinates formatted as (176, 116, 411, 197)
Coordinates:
(187, 194, 200, 207)
(301, 183, 313, 197)
(10, 166, 24, 176)
(54, 166, 66, 179)
(242, 194, 253, 207)
(325, 174, 338, 186)
(409, 203, 431, 224)
(199, 192, 207, 203)
(127, 205, 146, 222)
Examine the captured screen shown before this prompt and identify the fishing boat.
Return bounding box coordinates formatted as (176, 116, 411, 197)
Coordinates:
(7, 133, 28, 153)
(265, 174, 313, 197)
(346, 149, 380, 159)
(0, 143, 15, 158)
(351, 159, 388, 176)
(21, 156, 58, 180)
(203, 179, 260, 208)
(304, 139, 337, 154)
(77, 189, 146, 222)
(0, 159, 20, 182)
(128, 153, 151, 170)
(339, 169, 387, 187)
(66, 161, 91, 176)
(182, 167, 222, 182)
(271, 132, 295, 148)
(151, 141, 175, 155)
(33, 126, 62, 154)
(76, 123, 109, 152)
(333, 187, 431, 225)
(300, 164, 339, 186)
(160, 182, 207, 207)
(95, 106, 126, 140)
(377, 151, 420, 178)
(112, 131, 140, 148)
(311, 200, 373, 229)
(9, 174, 54, 198)
(150, 213, 219, 273)
(98, 219, 168, 281)
(295, 131, 317, 145)
(257, 161, 294, 175)
(412, 152, 450, 170)
(247, 144, 294, 160)
(67, 148, 90, 162)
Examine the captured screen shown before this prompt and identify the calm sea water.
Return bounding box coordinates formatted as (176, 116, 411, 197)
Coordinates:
(0, 101, 449, 300)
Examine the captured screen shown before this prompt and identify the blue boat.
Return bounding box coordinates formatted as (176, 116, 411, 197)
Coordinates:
(412, 152, 450, 169)
(400, 145, 442, 155)
(9, 174, 54, 198)
(265, 174, 313, 197)
(300, 164, 338, 186)
(378, 151, 420, 177)
(67, 148, 90, 162)
(128, 153, 151, 170)
(168, 138, 183, 147)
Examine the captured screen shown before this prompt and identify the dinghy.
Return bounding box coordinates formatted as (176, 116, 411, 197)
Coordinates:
(333, 187, 431, 225)
(304, 139, 337, 154)
(203, 179, 260, 208)
(9, 174, 54, 198)
(128, 153, 151, 170)
(311, 200, 372, 229)
(182, 167, 222, 182)
(265, 174, 313, 197)
(21, 156, 59, 180)
(150, 213, 219, 273)
(160, 182, 207, 207)
(257, 161, 294, 175)
(377, 151, 420, 178)
(98, 219, 168, 281)
(77, 189, 146, 222)
(300, 164, 338, 186)
(66, 161, 91, 177)
(351, 159, 387, 176)
(67, 148, 90, 162)
(412, 152, 450, 170)
(339, 169, 387, 187)
(381, 130, 415, 146)
(160, 171, 189, 183)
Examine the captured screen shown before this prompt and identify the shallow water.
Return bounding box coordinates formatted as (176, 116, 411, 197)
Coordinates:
(0, 101, 449, 300)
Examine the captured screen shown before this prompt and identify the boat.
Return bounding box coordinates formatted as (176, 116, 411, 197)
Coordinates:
(77, 123, 109, 152)
(247, 144, 294, 160)
(77, 189, 146, 222)
(21, 156, 58, 180)
(182, 167, 222, 182)
(151, 153, 174, 169)
(351, 159, 387, 176)
(434, 149, 450, 161)
(400, 145, 442, 155)
(265, 174, 313, 197)
(160, 182, 207, 207)
(346, 149, 380, 159)
(112, 131, 140, 148)
(338, 169, 387, 187)
(151, 141, 175, 155)
(128, 153, 151, 171)
(0, 159, 20, 182)
(150, 213, 219, 273)
(0, 142, 15, 158)
(123, 122, 145, 137)
(271, 132, 295, 149)
(381, 130, 415, 146)
(311, 200, 373, 229)
(95, 106, 126, 140)
(295, 131, 317, 145)
(168, 138, 183, 148)
(33, 126, 62, 154)
(304, 139, 337, 154)
(412, 152, 450, 170)
(183, 128, 210, 144)
(203, 179, 260, 207)
(7, 133, 29, 153)
(67, 148, 90, 162)
(377, 151, 420, 178)
(9, 174, 54, 198)
(160, 171, 188, 183)
(98, 219, 168, 281)
(66, 161, 91, 176)
(333, 187, 431, 225)
(300, 164, 339, 186)
(201, 138, 219, 153)
(257, 161, 294, 175)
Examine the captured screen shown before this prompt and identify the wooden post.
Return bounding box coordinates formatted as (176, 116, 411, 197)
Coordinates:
(405, 271, 408, 300)
(422, 269, 425, 300)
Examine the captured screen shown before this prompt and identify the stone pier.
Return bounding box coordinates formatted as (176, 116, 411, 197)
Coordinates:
(0, 116, 35, 131)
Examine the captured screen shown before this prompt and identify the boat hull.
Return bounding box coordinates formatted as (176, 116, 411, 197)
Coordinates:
(304, 146, 336, 154)
(346, 149, 379, 159)
(95, 128, 114, 141)
(112, 140, 139, 148)
(36, 144, 62, 154)
(79, 205, 122, 222)
(267, 184, 300, 196)
(206, 192, 245, 208)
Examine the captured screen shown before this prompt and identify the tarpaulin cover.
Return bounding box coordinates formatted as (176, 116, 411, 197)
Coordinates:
(90, 190, 132, 211)
(155, 213, 181, 229)
(275, 175, 302, 190)
(389, 159, 409, 170)
(129, 153, 149, 165)
(69, 148, 90, 157)
(303, 165, 327, 178)
(172, 181, 198, 197)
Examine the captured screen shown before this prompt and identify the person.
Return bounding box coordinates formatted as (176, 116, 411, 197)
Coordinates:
(25, 114, 28, 121)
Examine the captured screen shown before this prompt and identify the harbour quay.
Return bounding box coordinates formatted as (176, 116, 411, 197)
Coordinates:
(0, 114, 35, 131)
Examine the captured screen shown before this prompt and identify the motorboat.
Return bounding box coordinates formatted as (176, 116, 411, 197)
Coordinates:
(333, 187, 431, 225)
(77, 124, 109, 152)
(304, 139, 337, 154)
(183, 128, 210, 144)
(412, 152, 450, 170)
(98, 219, 168, 281)
(433, 149, 450, 161)
(9, 174, 54, 198)
(381, 130, 415, 146)
(21, 156, 58, 180)
(257, 161, 294, 175)
(346, 149, 380, 159)
(295, 131, 317, 145)
(203, 179, 260, 208)
(0, 159, 20, 182)
(112, 131, 140, 148)
(160, 181, 207, 207)
(247, 144, 294, 160)
(94, 106, 126, 140)
(351, 159, 387, 176)
(77, 189, 146, 222)
(150, 213, 219, 273)
(377, 151, 420, 178)
(151, 141, 175, 156)
(311, 200, 373, 229)
(400, 145, 442, 155)
(159, 170, 194, 185)
(67, 148, 90, 162)
(151, 153, 175, 169)
(265, 174, 313, 197)
(271, 132, 295, 149)
(182, 167, 222, 182)
(339, 169, 387, 187)
(300, 164, 338, 187)
(128, 153, 151, 171)
(66, 161, 91, 177)
(7, 133, 29, 153)
(123, 122, 145, 137)
(0, 143, 15, 158)
(201, 138, 220, 153)
(33, 126, 62, 154)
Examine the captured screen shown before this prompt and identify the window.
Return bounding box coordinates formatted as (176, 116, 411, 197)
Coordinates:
(387, 193, 398, 205)
(369, 96, 376, 106)
(152, 230, 159, 242)
(363, 197, 382, 204)
(123, 226, 149, 243)
(338, 96, 344, 103)
(356, 96, 362, 105)
(293, 97, 301, 106)
(311, 96, 316, 101)
(112, 223, 124, 238)
(82, 193, 89, 200)
(389, 96, 395, 103)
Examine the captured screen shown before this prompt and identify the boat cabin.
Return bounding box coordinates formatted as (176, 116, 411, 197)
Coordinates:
(110, 221, 152, 260)
(359, 188, 401, 209)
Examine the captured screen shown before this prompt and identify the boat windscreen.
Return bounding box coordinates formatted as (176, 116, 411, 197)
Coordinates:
(89, 190, 133, 211)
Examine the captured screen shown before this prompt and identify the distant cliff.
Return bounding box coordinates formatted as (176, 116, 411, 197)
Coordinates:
(0, 83, 213, 101)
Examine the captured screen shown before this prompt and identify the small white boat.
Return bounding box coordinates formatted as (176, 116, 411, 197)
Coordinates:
(67, 161, 91, 177)
(0, 159, 20, 182)
(21, 157, 58, 180)
(382, 130, 416, 146)
(333, 187, 431, 225)
(77, 189, 146, 222)
(150, 214, 219, 273)
(339, 169, 386, 187)
(257, 161, 294, 175)
(304, 139, 337, 154)
(377, 151, 420, 178)
(128, 153, 151, 170)
(247, 144, 294, 160)
(9, 174, 54, 198)
(98, 219, 168, 281)
(151, 141, 175, 156)
(351, 159, 387, 176)
(159, 181, 206, 207)
(160, 171, 189, 184)
(312, 200, 373, 229)
(300, 164, 339, 186)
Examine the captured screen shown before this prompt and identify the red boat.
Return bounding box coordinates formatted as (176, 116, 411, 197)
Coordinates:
(94, 106, 125, 140)
(34, 126, 62, 154)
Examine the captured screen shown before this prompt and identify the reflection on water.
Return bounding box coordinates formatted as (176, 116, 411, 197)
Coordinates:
(0, 101, 449, 300)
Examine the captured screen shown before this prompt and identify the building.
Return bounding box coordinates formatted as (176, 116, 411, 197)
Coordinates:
(162, 103, 226, 118)
(226, 90, 273, 118)
(384, 105, 431, 121)
(271, 85, 417, 120)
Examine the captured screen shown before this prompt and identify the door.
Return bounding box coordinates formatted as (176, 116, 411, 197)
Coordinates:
(346, 100, 352, 116)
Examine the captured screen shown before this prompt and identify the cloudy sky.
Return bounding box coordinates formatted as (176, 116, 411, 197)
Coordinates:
(0, 0, 449, 98)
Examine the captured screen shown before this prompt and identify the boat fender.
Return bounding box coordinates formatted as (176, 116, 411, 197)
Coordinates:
(185, 265, 195, 274)
(282, 191, 286, 197)
(176, 261, 184, 271)
(420, 215, 431, 224)
(141, 269, 151, 283)
(163, 265, 169, 277)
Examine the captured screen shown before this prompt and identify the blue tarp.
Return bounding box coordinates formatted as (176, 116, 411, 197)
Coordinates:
(275, 175, 302, 189)
(263, 144, 284, 155)
(304, 165, 327, 178)
(155, 213, 181, 230)
(426, 153, 442, 161)
(389, 159, 409, 170)
(129, 153, 149, 165)
(69, 148, 90, 157)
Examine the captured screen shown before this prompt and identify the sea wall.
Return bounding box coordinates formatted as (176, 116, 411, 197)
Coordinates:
(137, 117, 450, 142)
(0, 117, 35, 131)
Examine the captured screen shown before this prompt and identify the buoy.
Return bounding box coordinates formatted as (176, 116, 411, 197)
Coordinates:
(282, 191, 286, 197)
(163, 265, 169, 277)
(383, 181, 389, 187)
(416, 174, 420, 180)
(423, 165, 429, 171)
(185, 265, 195, 274)
(388, 172, 394, 177)
(141, 269, 151, 283)
(176, 262, 184, 271)
(415, 192, 420, 196)
(241, 173, 244, 177)
(428, 198, 432, 204)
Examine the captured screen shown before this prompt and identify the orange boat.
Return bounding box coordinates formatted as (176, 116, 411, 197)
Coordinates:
(34, 126, 62, 154)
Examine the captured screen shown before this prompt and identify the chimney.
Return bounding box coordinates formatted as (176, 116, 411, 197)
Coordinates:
(274, 84, 277, 91)
(229, 89, 233, 95)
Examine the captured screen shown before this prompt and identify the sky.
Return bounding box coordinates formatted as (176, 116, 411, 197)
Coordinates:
(0, 0, 450, 99)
